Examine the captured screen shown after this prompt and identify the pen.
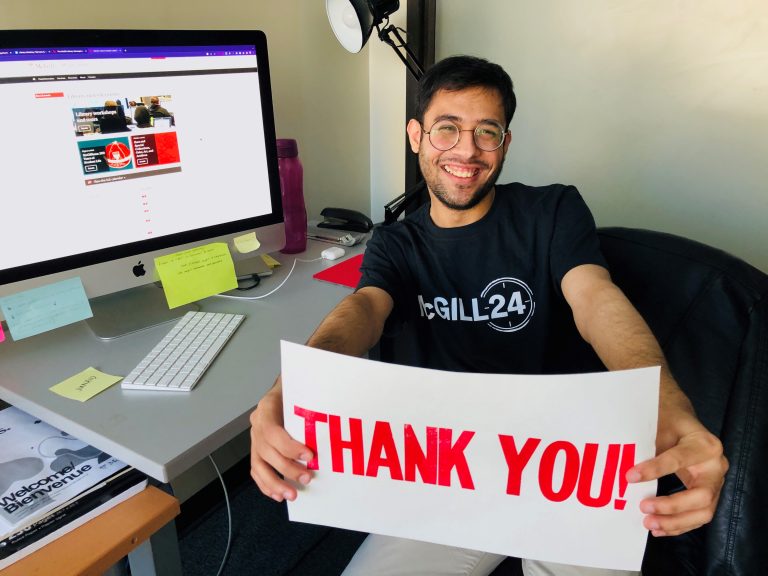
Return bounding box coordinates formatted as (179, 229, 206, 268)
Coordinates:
(307, 232, 343, 242)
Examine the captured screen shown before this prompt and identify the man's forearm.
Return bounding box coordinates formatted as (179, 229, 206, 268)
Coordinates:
(564, 266, 697, 437)
(265, 288, 391, 398)
(306, 287, 391, 357)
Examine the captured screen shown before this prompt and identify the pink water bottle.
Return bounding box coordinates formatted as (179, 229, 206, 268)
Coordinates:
(277, 138, 307, 253)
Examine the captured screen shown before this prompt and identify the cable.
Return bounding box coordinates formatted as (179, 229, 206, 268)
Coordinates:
(209, 454, 232, 576)
(216, 257, 322, 301)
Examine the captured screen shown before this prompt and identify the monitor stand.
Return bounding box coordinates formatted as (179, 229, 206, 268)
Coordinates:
(86, 283, 198, 340)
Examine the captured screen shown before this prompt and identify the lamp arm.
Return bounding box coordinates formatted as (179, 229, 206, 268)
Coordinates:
(375, 17, 427, 222)
(377, 24, 424, 80)
(383, 179, 426, 224)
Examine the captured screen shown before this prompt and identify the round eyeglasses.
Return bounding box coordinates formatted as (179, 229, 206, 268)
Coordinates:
(422, 119, 508, 152)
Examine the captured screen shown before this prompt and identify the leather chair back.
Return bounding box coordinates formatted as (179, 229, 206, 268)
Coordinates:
(590, 228, 768, 575)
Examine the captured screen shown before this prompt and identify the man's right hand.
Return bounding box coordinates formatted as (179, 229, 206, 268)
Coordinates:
(249, 377, 313, 502)
(250, 288, 393, 501)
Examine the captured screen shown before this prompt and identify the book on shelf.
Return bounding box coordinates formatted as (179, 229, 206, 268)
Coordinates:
(0, 468, 147, 568)
(0, 405, 148, 567)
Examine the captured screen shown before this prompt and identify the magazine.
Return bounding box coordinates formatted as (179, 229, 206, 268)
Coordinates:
(0, 471, 147, 569)
(0, 406, 129, 540)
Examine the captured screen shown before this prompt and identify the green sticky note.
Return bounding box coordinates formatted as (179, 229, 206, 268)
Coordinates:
(50, 367, 123, 402)
(155, 242, 238, 309)
(233, 232, 261, 254)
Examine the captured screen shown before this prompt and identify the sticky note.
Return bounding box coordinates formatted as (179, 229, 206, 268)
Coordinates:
(233, 232, 261, 254)
(0, 277, 93, 341)
(261, 253, 282, 268)
(154, 242, 238, 309)
(50, 367, 123, 402)
(0, 322, 5, 343)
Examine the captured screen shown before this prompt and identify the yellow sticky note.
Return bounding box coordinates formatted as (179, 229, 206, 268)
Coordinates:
(50, 367, 122, 402)
(261, 253, 281, 268)
(155, 243, 238, 309)
(233, 232, 261, 254)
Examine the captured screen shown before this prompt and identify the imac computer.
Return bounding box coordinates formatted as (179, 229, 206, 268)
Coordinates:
(0, 30, 284, 338)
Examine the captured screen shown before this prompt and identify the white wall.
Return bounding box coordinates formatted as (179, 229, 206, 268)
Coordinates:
(0, 0, 373, 221)
(436, 0, 768, 272)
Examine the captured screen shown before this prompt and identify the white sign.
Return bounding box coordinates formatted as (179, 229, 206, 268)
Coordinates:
(281, 341, 659, 571)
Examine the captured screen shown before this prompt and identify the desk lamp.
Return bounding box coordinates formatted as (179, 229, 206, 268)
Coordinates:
(326, 0, 429, 224)
(326, 0, 424, 80)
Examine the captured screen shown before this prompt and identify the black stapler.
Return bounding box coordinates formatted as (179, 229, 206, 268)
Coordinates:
(318, 207, 373, 233)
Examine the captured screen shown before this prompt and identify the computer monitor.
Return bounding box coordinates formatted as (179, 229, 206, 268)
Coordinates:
(0, 30, 284, 338)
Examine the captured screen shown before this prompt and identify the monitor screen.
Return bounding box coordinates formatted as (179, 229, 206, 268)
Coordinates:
(0, 30, 284, 335)
(151, 116, 173, 129)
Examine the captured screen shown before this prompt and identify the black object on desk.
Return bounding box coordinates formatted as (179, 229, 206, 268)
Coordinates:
(318, 207, 373, 233)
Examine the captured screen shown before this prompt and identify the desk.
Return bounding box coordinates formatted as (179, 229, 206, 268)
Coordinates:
(0, 240, 363, 483)
(1, 486, 180, 576)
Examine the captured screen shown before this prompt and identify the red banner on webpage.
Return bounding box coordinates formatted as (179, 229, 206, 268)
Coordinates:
(131, 132, 181, 168)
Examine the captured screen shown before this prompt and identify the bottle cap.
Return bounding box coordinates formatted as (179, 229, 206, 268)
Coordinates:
(276, 138, 298, 158)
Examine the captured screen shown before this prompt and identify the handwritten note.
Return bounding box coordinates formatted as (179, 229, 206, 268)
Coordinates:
(233, 232, 261, 254)
(154, 243, 238, 309)
(50, 367, 123, 402)
(0, 277, 93, 341)
(282, 342, 659, 571)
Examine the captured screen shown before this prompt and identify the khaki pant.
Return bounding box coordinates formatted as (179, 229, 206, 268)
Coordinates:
(341, 534, 641, 576)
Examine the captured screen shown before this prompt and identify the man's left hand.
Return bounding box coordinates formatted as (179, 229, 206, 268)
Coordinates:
(629, 420, 728, 537)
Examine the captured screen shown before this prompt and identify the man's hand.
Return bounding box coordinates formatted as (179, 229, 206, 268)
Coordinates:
(249, 378, 313, 503)
(628, 411, 728, 537)
(250, 288, 393, 502)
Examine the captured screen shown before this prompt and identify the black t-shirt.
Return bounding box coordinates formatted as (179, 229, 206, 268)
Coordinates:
(358, 183, 607, 374)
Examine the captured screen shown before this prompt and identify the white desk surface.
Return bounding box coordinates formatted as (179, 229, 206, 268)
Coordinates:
(0, 240, 365, 482)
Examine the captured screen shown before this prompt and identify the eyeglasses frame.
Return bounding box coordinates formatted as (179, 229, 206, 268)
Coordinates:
(420, 119, 509, 152)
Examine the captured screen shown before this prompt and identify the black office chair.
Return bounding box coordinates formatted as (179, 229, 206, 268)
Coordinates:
(377, 227, 768, 576)
(588, 228, 767, 576)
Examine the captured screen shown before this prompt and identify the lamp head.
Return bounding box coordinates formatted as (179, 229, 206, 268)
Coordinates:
(326, 0, 401, 53)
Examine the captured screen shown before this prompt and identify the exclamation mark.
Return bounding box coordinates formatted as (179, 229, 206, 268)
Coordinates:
(614, 443, 636, 510)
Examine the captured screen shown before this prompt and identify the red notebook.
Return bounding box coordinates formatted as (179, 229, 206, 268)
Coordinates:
(312, 253, 364, 288)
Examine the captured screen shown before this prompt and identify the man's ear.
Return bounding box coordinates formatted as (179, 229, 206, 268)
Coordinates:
(406, 119, 422, 153)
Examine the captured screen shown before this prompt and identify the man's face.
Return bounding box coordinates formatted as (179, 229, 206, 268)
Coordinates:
(407, 87, 510, 215)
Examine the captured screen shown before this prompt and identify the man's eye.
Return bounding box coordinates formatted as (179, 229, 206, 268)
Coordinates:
(435, 124, 458, 133)
(477, 127, 500, 138)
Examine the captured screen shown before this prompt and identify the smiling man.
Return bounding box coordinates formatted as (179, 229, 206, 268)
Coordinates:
(250, 56, 727, 576)
(409, 87, 510, 217)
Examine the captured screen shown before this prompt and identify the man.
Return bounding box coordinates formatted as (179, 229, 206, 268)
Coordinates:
(148, 96, 171, 118)
(250, 56, 727, 576)
(98, 99, 130, 133)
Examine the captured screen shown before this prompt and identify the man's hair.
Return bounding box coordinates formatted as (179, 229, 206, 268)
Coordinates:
(415, 55, 516, 128)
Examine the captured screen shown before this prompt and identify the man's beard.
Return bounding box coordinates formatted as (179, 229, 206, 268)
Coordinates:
(420, 154, 504, 212)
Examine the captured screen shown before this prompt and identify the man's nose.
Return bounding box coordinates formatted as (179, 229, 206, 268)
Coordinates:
(452, 129, 480, 156)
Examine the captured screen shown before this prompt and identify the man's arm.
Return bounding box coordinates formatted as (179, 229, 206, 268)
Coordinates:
(561, 263, 728, 537)
(249, 286, 393, 502)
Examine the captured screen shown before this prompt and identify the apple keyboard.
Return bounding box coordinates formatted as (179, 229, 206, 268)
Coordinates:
(121, 311, 244, 392)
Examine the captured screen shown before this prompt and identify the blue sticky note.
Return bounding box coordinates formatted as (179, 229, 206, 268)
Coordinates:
(0, 277, 93, 341)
